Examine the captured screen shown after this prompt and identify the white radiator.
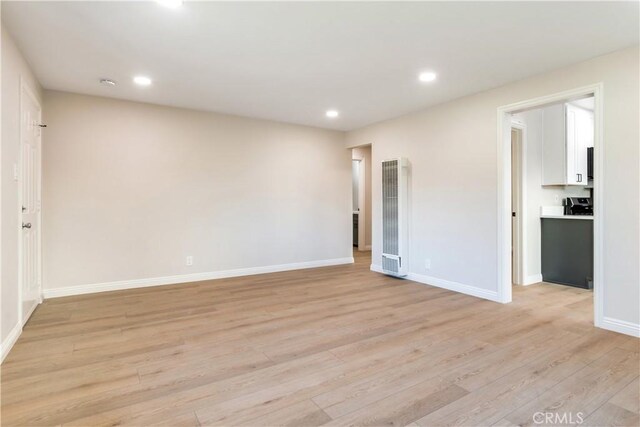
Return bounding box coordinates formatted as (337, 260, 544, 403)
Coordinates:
(381, 158, 408, 277)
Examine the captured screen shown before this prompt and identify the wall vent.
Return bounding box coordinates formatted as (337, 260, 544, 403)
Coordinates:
(381, 158, 408, 277)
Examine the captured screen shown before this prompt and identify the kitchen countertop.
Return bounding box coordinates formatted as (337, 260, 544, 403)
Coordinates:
(540, 215, 593, 220)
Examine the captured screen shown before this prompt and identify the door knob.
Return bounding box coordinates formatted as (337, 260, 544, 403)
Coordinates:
(22, 223, 32, 229)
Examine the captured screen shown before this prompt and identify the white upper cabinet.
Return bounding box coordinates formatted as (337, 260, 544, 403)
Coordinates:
(542, 104, 566, 186)
(542, 102, 594, 186)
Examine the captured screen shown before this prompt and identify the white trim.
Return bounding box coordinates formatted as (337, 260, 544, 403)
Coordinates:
(43, 257, 354, 299)
(592, 87, 604, 329)
(523, 274, 543, 286)
(370, 264, 500, 303)
(600, 317, 640, 338)
(497, 108, 514, 303)
(1, 322, 22, 364)
(497, 84, 604, 329)
(408, 272, 500, 302)
(23, 297, 40, 321)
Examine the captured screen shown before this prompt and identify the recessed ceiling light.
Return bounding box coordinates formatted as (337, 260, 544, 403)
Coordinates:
(133, 76, 152, 86)
(326, 110, 339, 118)
(418, 71, 437, 83)
(156, 0, 183, 9)
(99, 78, 116, 87)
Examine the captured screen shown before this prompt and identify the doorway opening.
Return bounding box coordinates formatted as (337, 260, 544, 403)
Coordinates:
(499, 84, 601, 328)
(351, 145, 372, 253)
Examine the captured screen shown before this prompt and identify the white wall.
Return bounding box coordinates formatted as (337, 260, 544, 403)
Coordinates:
(346, 46, 639, 333)
(512, 108, 590, 283)
(1, 27, 43, 357)
(42, 91, 351, 294)
(352, 146, 372, 248)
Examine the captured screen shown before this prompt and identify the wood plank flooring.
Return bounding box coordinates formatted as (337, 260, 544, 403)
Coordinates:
(1, 251, 638, 426)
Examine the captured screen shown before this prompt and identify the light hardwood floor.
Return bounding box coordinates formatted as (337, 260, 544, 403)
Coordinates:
(1, 251, 638, 426)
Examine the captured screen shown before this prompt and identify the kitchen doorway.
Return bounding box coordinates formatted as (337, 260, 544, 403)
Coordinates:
(498, 84, 602, 329)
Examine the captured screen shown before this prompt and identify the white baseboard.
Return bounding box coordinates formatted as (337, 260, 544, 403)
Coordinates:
(601, 317, 640, 338)
(43, 257, 355, 299)
(23, 299, 40, 321)
(1, 296, 42, 364)
(523, 274, 543, 286)
(1, 322, 22, 363)
(370, 264, 500, 303)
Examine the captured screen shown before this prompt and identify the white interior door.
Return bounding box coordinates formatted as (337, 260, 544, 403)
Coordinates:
(20, 82, 42, 322)
(511, 128, 521, 285)
(566, 104, 590, 185)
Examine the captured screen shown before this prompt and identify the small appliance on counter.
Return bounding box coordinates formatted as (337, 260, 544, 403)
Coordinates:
(564, 197, 593, 216)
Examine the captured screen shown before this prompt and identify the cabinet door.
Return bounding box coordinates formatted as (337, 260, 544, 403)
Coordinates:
(577, 108, 594, 182)
(565, 105, 580, 185)
(565, 104, 592, 185)
(542, 104, 567, 185)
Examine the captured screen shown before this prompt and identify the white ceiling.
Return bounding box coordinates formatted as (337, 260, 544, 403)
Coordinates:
(3, 1, 638, 131)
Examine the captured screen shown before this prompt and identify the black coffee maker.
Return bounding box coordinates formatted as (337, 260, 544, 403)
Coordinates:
(565, 197, 593, 215)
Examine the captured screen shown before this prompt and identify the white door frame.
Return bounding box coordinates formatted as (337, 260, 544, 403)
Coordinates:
(510, 122, 526, 286)
(497, 83, 603, 328)
(18, 78, 43, 324)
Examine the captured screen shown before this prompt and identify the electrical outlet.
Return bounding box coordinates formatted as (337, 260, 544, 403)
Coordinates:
(186, 256, 193, 266)
(425, 259, 431, 270)
(554, 194, 560, 203)
(13, 164, 19, 181)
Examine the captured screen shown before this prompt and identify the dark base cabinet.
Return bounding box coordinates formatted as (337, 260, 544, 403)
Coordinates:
(541, 218, 593, 289)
